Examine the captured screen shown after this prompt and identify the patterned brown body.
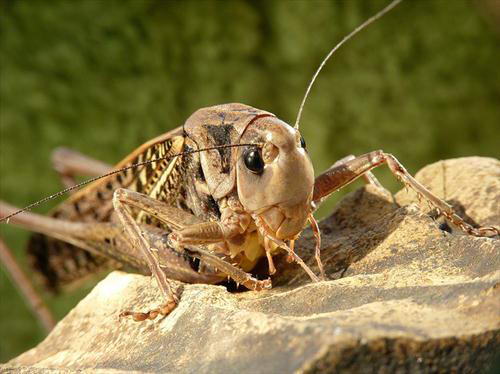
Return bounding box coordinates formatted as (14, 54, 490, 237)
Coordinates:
(29, 104, 274, 291)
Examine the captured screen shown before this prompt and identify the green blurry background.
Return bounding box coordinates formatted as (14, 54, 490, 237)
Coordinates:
(1, 0, 499, 362)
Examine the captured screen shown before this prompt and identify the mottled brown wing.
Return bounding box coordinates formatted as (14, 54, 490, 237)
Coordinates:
(27, 128, 187, 292)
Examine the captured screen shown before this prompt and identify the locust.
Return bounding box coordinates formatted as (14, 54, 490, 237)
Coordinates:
(0, 0, 498, 328)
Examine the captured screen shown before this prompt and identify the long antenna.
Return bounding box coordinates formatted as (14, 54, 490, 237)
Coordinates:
(294, 0, 402, 129)
(0, 142, 261, 223)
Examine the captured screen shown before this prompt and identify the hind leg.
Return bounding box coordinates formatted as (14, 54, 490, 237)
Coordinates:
(0, 237, 55, 332)
(51, 147, 113, 189)
(313, 150, 499, 237)
(332, 154, 385, 190)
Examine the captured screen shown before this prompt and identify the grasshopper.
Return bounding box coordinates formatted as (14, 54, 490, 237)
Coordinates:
(0, 0, 498, 327)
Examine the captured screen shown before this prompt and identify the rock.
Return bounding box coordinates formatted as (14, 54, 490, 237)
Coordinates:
(3, 157, 500, 373)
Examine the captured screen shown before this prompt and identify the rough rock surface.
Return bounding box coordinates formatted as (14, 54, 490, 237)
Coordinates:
(3, 157, 500, 373)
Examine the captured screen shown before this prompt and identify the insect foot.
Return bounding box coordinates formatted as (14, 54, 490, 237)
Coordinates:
(246, 277, 272, 291)
(165, 232, 184, 254)
(119, 298, 178, 322)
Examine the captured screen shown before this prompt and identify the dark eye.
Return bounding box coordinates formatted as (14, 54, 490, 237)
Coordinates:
(243, 148, 265, 174)
(300, 136, 306, 149)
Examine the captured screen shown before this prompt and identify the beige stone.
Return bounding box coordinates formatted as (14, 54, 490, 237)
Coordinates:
(4, 157, 499, 373)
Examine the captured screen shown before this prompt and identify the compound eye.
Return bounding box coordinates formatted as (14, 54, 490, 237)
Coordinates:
(243, 148, 265, 174)
(300, 135, 306, 149)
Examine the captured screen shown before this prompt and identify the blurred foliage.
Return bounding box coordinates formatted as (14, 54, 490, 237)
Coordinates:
(0, 0, 499, 362)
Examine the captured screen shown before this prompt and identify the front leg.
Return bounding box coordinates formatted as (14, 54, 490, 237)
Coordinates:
(120, 189, 317, 282)
(112, 190, 179, 321)
(313, 151, 499, 237)
(112, 189, 271, 319)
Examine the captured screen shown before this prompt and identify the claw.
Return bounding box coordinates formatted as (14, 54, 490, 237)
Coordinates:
(120, 298, 178, 322)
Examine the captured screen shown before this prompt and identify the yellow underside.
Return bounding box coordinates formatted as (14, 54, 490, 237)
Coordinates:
(227, 231, 280, 272)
